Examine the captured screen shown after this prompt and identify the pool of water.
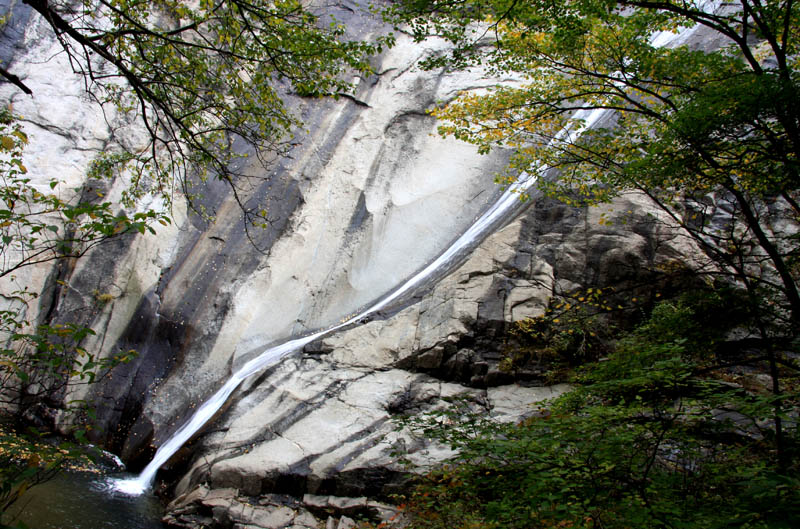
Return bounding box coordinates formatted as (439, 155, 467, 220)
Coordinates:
(3, 472, 165, 529)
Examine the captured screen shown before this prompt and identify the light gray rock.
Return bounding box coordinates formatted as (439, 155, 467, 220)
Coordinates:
(158, 186, 699, 529)
(337, 517, 356, 529)
(292, 512, 319, 529)
(302, 494, 330, 511)
(165, 485, 325, 529)
(0, 0, 510, 452)
(168, 484, 211, 512)
(248, 506, 296, 529)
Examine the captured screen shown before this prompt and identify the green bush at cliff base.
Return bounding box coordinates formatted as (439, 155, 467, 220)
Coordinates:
(391, 289, 800, 529)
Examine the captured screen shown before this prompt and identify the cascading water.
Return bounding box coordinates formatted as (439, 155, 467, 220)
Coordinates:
(110, 107, 607, 496)
(111, 8, 714, 494)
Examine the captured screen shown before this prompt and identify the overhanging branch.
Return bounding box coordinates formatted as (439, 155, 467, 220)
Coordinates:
(0, 66, 33, 95)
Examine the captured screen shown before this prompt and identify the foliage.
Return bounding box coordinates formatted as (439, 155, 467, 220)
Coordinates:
(0, 109, 170, 278)
(386, 0, 800, 330)
(0, 280, 135, 516)
(503, 268, 707, 382)
(0, 106, 140, 411)
(384, 2, 800, 501)
(7, 0, 390, 229)
(503, 287, 619, 381)
(0, 94, 146, 517)
(0, 421, 90, 516)
(0, 317, 136, 406)
(393, 289, 800, 529)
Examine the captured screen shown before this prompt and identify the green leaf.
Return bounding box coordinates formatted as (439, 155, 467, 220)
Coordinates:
(0, 136, 15, 150)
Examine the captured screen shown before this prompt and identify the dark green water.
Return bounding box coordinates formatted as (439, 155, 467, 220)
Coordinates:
(3, 472, 164, 529)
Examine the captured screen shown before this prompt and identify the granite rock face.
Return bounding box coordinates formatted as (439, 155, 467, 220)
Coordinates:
(0, 1, 509, 458)
(1, 3, 700, 528)
(160, 191, 691, 529)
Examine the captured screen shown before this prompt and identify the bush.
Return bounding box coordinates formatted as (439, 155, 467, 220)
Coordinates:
(393, 288, 800, 529)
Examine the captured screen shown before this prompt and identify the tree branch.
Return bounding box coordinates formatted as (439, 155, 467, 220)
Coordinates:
(0, 66, 33, 96)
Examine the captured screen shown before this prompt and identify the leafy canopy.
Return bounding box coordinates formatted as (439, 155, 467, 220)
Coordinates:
(388, 0, 799, 197)
(380, 3, 800, 527)
(386, 0, 800, 328)
(13, 0, 390, 225)
(0, 109, 169, 279)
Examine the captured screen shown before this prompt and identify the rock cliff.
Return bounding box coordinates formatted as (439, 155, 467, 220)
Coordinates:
(0, 2, 698, 528)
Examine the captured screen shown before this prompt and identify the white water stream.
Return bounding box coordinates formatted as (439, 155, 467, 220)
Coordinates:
(112, 8, 712, 494)
(111, 107, 605, 496)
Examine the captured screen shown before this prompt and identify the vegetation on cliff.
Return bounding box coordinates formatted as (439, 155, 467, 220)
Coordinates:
(379, 0, 800, 527)
(6, 0, 388, 227)
(387, 0, 799, 331)
(389, 287, 799, 529)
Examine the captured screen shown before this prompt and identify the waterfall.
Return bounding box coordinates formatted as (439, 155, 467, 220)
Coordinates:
(110, 143, 558, 495)
(109, 107, 624, 496)
(111, 8, 710, 494)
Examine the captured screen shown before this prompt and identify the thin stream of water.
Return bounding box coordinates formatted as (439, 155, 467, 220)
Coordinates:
(112, 5, 714, 494)
(111, 107, 606, 496)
